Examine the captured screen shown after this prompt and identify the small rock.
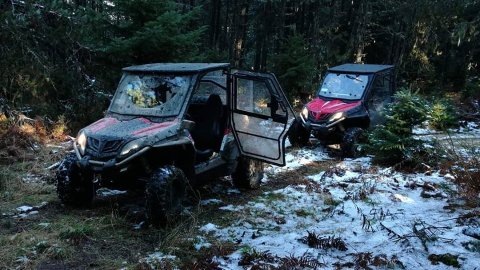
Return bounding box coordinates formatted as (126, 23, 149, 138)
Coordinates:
(404, 181, 417, 189)
(274, 216, 286, 224)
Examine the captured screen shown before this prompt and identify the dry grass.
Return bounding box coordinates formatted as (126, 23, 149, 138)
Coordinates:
(439, 138, 480, 201)
(0, 113, 342, 269)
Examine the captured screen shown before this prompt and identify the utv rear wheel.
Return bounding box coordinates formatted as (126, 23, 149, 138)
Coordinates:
(232, 157, 264, 189)
(288, 119, 310, 147)
(145, 166, 187, 226)
(56, 153, 94, 207)
(341, 127, 364, 158)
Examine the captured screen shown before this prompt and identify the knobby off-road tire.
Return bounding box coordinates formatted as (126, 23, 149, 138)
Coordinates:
(145, 166, 187, 226)
(288, 118, 310, 147)
(232, 157, 264, 189)
(56, 153, 94, 207)
(341, 127, 364, 158)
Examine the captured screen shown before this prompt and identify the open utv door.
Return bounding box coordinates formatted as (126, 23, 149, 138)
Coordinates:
(230, 71, 295, 166)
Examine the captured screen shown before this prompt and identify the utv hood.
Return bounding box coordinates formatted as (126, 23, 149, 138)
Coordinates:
(84, 117, 178, 139)
(306, 98, 360, 120)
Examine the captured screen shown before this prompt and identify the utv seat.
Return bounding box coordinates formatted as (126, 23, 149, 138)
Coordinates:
(190, 94, 224, 160)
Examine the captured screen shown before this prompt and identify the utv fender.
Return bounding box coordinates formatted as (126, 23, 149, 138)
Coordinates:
(149, 137, 196, 181)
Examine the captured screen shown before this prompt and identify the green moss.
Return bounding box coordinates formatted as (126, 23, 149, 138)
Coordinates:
(59, 223, 94, 242)
(261, 192, 286, 202)
(324, 197, 340, 207)
(295, 209, 314, 217)
(428, 253, 460, 268)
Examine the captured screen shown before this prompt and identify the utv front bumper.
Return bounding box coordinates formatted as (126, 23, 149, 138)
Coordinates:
(299, 114, 345, 137)
(73, 143, 150, 172)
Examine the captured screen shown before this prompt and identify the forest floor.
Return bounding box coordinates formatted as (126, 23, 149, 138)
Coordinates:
(1, 125, 479, 270)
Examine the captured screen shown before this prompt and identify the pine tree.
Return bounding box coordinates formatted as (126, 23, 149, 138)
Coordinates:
(272, 34, 316, 102)
(102, 0, 206, 65)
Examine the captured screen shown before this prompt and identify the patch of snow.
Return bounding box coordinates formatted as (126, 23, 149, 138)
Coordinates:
(194, 237, 212, 250)
(463, 227, 480, 240)
(413, 126, 438, 135)
(444, 173, 455, 181)
(96, 188, 127, 197)
(227, 188, 241, 194)
(392, 193, 415, 203)
(219, 204, 244, 212)
(139, 251, 176, 268)
(285, 137, 292, 148)
(200, 223, 218, 233)
(21, 174, 44, 183)
(46, 161, 60, 170)
(16, 211, 39, 218)
(200, 199, 223, 206)
(466, 121, 479, 130)
(16, 206, 33, 213)
(133, 221, 145, 230)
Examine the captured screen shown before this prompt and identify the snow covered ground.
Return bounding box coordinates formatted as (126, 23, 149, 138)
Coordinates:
(192, 143, 479, 268)
(137, 124, 480, 269)
(193, 154, 477, 269)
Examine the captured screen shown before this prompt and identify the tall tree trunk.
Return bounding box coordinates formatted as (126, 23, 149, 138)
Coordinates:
(233, 0, 251, 68)
(209, 0, 222, 49)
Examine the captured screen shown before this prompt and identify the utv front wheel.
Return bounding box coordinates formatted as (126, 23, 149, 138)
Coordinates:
(341, 127, 364, 158)
(145, 166, 187, 226)
(288, 118, 310, 147)
(56, 153, 94, 207)
(232, 157, 264, 189)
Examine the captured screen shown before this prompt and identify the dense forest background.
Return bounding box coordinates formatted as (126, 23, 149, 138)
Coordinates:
(0, 0, 479, 130)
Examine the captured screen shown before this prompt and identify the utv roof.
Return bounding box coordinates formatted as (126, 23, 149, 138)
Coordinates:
(122, 63, 230, 73)
(328, 64, 394, 74)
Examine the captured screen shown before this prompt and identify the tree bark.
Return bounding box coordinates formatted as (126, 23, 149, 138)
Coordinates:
(233, 0, 251, 68)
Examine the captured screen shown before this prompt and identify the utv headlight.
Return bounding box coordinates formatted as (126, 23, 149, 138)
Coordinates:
(76, 131, 87, 155)
(301, 107, 309, 119)
(119, 137, 146, 158)
(328, 112, 346, 122)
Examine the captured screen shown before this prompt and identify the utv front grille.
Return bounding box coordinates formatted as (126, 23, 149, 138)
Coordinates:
(86, 137, 124, 158)
(308, 112, 331, 122)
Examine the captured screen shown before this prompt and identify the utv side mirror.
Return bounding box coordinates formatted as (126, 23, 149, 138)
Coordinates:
(180, 120, 196, 131)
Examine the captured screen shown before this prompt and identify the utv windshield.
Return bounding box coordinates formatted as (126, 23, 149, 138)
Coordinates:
(109, 74, 192, 117)
(318, 73, 369, 100)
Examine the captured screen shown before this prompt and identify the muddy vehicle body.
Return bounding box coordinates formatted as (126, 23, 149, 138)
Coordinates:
(56, 63, 295, 224)
(289, 64, 395, 157)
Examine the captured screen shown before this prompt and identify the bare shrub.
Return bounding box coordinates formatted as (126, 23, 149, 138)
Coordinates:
(450, 160, 480, 200)
(299, 231, 348, 251)
(277, 253, 325, 269)
(354, 252, 404, 270)
(238, 248, 275, 267)
(440, 140, 480, 201)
